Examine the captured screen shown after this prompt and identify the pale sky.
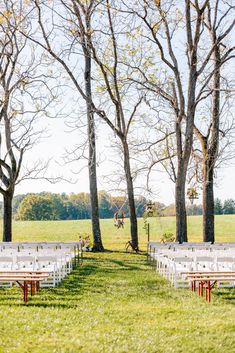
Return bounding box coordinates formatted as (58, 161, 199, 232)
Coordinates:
(14, 114, 235, 206)
(5, 1, 235, 206)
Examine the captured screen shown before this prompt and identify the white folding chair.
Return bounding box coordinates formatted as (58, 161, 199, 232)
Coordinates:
(169, 257, 194, 288)
(194, 256, 214, 271)
(36, 255, 60, 287)
(16, 255, 36, 271)
(0, 256, 14, 287)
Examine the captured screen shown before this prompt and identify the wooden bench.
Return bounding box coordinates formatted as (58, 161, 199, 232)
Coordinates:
(181, 271, 235, 302)
(0, 270, 50, 303)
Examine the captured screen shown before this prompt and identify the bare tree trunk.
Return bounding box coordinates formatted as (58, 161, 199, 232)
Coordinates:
(88, 114, 104, 251)
(175, 164, 187, 243)
(85, 51, 104, 252)
(3, 192, 13, 242)
(122, 139, 138, 250)
(201, 43, 220, 244)
(202, 161, 214, 243)
(175, 116, 190, 243)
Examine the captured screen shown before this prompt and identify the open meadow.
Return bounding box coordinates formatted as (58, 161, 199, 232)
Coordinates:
(0, 216, 234, 353)
(6, 214, 235, 249)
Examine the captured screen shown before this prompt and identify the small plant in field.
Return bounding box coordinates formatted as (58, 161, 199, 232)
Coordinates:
(160, 232, 175, 243)
(77, 232, 92, 251)
(77, 232, 91, 240)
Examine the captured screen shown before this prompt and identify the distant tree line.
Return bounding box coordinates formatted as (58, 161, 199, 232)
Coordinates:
(163, 199, 235, 217)
(0, 194, 234, 221)
(0, 192, 147, 221)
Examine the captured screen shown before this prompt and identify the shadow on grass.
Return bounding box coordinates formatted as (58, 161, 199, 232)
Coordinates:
(214, 288, 235, 304)
(0, 253, 152, 308)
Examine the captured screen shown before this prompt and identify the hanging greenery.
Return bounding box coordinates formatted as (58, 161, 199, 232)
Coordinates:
(187, 187, 199, 204)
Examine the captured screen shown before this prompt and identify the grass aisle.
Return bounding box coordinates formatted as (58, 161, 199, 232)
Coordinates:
(0, 252, 235, 353)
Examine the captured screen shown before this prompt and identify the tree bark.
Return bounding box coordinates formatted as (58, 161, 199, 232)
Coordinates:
(88, 116, 104, 251)
(175, 164, 187, 243)
(201, 43, 220, 244)
(122, 139, 138, 250)
(3, 192, 13, 242)
(85, 49, 104, 252)
(202, 161, 214, 243)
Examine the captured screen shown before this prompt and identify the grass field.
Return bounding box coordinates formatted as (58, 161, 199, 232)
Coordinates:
(0, 216, 234, 353)
(6, 214, 235, 249)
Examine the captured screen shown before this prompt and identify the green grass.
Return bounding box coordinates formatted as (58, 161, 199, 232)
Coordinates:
(7, 214, 235, 249)
(0, 252, 234, 353)
(0, 216, 234, 352)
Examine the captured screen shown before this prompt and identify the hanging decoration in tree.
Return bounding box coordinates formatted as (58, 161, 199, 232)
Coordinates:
(145, 200, 155, 217)
(187, 187, 199, 205)
(143, 201, 156, 243)
(114, 211, 125, 229)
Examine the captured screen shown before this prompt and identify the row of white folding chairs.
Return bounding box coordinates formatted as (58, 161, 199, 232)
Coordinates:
(149, 248, 235, 259)
(149, 242, 213, 249)
(149, 247, 235, 256)
(0, 247, 76, 257)
(149, 241, 235, 246)
(0, 241, 79, 248)
(148, 242, 235, 252)
(0, 250, 75, 274)
(170, 256, 235, 288)
(0, 243, 80, 260)
(153, 253, 235, 274)
(149, 251, 235, 266)
(0, 242, 81, 256)
(0, 244, 82, 272)
(0, 254, 72, 288)
(153, 254, 235, 288)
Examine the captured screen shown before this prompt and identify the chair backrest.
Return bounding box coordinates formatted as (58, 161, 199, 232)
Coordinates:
(16, 255, 36, 269)
(0, 256, 13, 262)
(195, 256, 214, 262)
(37, 256, 57, 271)
(216, 257, 234, 263)
(195, 256, 214, 270)
(0, 256, 14, 269)
(173, 257, 193, 263)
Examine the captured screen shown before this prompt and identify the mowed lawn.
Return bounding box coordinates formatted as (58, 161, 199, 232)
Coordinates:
(0, 216, 234, 353)
(7, 214, 235, 248)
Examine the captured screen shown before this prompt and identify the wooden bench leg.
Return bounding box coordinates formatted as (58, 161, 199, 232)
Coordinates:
(206, 281, 211, 303)
(198, 281, 204, 297)
(198, 281, 201, 296)
(24, 281, 28, 303)
(36, 281, 40, 292)
(31, 281, 37, 296)
(191, 280, 196, 292)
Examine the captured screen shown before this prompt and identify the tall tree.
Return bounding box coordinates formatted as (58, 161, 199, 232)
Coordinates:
(128, 0, 233, 242)
(193, 1, 235, 242)
(26, 0, 104, 250)
(27, 0, 142, 250)
(130, 1, 208, 242)
(86, 0, 143, 250)
(0, 1, 53, 241)
(69, 0, 103, 250)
